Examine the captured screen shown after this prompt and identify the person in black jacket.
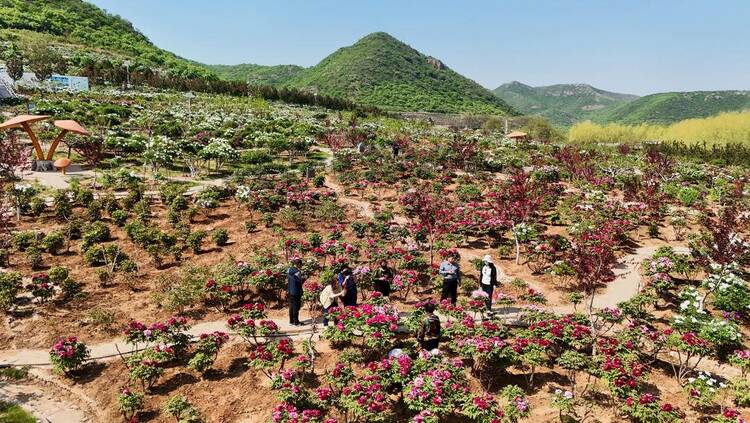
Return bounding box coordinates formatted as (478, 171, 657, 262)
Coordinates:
(479, 254, 498, 313)
(287, 258, 305, 326)
(372, 259, 393, 298)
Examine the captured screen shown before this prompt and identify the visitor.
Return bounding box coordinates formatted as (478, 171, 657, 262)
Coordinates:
(338, 264, 358, 307)
(439, 253, 461, 305)
(417, 302, 441, 350)
(391, 141, 400, 158)
(319, 276, 344, 326)
(372, 259, 393, 298)
(479, 254, 498, 313)
(287, 257, 305, 326)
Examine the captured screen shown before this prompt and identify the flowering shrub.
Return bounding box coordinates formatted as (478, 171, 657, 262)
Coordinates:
(124, 316, 191, 355)
(126, 345, 175, 391)
(188, 331, 229, 374)
(271, 402, 329, 423)
(29, 272, 54, 303)
(249, 339, 296, 380)
(666, 331, 713, 383)
(49, 336, 90, 375)
(118, 387, 144, 421)
(227, 302, 279, 347)
(702, 262, 750, 313)
(403, 362, 468, 418)
(519, 288, 547, 305)
(323, 301, 399, 351)
(621, 393, 683, 422)
(597, 340, 648, 398)
(461, 392, 505, 423)
(710, 408, 747, 423)
(729, 349, 750, 377)
(684, 371, 726, 408)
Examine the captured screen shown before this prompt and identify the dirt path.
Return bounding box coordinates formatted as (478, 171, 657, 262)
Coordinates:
(0, 378, 90, 422)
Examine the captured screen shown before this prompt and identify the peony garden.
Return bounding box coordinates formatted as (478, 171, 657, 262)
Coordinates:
(2, 89, 750, 423)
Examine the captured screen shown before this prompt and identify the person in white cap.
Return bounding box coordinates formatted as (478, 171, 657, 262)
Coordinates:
(479, 255, 497, 313)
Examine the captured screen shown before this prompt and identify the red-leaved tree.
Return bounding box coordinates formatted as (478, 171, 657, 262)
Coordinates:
(0, 131, 28, 185)
(488, 171, 562, 263)
(565, 219, 628, 350)
(0, 131, 28, 232)
(399, 188, 454, 265)
(692, 206, 750, 267)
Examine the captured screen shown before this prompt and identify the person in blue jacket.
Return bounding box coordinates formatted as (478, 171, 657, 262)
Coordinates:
(337, 264, 358, 307)
(287, 257, 305, 326)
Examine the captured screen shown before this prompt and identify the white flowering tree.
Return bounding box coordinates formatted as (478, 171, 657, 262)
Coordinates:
(179, 138, 205, 178)
(200, 138, 238, 172)
(143, 135, 180, 175)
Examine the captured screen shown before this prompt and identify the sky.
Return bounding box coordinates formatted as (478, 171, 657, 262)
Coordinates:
(87, 0, 750, 95)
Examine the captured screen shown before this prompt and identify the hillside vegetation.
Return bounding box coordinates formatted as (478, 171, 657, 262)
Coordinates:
(593, 90, 750, 125)
(0, 0, 213, 79)
(274, 32, 517, 115)
(569, 111, 750, 145)
(205, 63, 304, 85)
(493, 81, 637, 126)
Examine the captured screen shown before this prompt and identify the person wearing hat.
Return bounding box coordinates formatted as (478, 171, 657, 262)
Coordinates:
(479, 254, 498, 313)
(287, 257, 305, 326)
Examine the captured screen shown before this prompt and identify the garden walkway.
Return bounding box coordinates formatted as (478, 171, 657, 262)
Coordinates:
(0, 246, 684, 368)
(0, 378, 90, 422)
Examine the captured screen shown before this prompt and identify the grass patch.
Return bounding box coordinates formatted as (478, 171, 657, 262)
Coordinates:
(0, 401, 36, 423)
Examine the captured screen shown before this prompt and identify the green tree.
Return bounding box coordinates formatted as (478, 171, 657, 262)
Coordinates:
(3, 43, 24, 82)
(26, 43, 67, 84)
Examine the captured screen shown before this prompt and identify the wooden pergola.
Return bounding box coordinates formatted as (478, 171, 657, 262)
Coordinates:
(0, 115, 89, 160)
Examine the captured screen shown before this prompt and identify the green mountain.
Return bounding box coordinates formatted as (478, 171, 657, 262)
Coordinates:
(0, 0, 214, 79)
(277, 32, 516, 115)
(205, 63, 304, 85)
(592, 90, 750, 125)
(493, 81, 638, 126)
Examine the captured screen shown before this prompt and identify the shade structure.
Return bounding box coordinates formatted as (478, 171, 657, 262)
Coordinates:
(0, 115, 90, 161)
(506, 131, 528, 139)
(0, 115, 52, 159)
(54, 120, 89, 136)
(0, 114, 51, 130)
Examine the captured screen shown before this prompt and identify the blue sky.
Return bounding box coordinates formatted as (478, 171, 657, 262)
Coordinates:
(87, 0, 749, 95)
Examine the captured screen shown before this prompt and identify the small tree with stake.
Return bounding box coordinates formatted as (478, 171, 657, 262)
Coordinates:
(488, 171, 561, 264)
(565, 220, 625, 352)
(399, 188, 454, 265)
(70, 136, 104, 189)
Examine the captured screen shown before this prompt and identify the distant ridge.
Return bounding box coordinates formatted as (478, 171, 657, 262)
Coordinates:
(493, 81, 638, 126)
(591, 90, 750, 125)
